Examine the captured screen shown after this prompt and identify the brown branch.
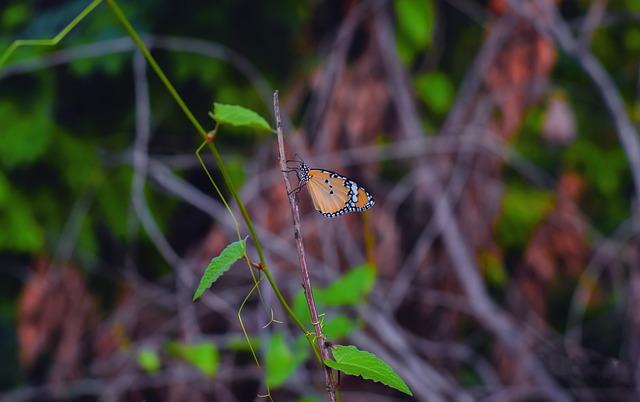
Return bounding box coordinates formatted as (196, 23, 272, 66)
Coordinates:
(273, 91, 336, 402)
(373, 6, 572, 402)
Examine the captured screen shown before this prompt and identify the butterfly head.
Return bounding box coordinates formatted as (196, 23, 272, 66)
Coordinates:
(297, 162, 311, 183)
(286, 155, 311, 184)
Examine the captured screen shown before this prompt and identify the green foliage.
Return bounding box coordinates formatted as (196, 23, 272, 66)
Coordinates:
(227, 336, 260, 352)
(293, 263, 376, 322)
(51, 131, 101, 192)
(282, 266, 377, 388)
(95, 166, 133, 239)
(324, 345, 412, 396)
(295, 397, 319, 402)
(224, 156, 248, 190)
(478, 250, 507, 287)
(494, 185, 554, 251)
(137, 349, 161, 373)
(291, 265, 374, 354)
(623, 27, 640, 51)
(0, 98, 53, 169)
(563, 136, 629, 231)
(322, 314, 360, 340)
(625, 0, 640, 13)
(394, 0, 435, 63)
(565, 141, 628, 198)
(0, 0, 285, 265)
(2, 1, 639, 399)
(209, 103, 274, 133)
(0, 190, 45, 252)
(2, 3, 29, 30)
(513, 106, 557, 163)
(172, 52, 224, 88)
(292, 294, 312, 322)
(265, 332, 308, 387)
(0, 173, 10, 206)
(415, 71, 455, 114)
(318, 263, 376, 306)
(193, 237, 247, 300)
(69, 53, 129, 78)
(167, 341, 219, 377)
(457, 365, 483, 386)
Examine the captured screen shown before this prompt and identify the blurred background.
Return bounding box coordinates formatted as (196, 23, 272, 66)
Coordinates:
(1, 0, 640, 401)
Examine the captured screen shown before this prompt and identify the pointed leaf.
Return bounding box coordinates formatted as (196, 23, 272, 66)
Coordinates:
(266, 332, 307, 387)
(323, 314, 359, 339)
(394, 0, 434, 48)
(415, 71, 455, 114)
(168, 341, 219, 377)
(292, 264, 377, 321)
(210, 103, 274, 132)
(324, 345, 412, 396)
(317, 263, 377, 306)
(180, 343, 219, 377)
(193, 237, 247, 300)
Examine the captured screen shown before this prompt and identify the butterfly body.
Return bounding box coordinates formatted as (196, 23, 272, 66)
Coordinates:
(296, 162, 375, 218)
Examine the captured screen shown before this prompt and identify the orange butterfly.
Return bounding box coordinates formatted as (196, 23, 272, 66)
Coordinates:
(288, 159, 375, 218)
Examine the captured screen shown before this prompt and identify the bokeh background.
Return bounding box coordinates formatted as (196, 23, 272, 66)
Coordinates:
(2, 0, 640, 401)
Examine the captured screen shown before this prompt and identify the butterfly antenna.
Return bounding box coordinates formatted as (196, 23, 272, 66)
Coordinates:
(287, 179, 306, 195)
(286, 154, 304, 164)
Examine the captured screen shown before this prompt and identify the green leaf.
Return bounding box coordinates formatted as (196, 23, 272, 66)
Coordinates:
(494, 186, 554, 250)
(322, 314, 359, 339)
(209, 103, 274, 132)
(2, 3, 29, 29)
(565, 141, 627, 196)
(625, 0, 640, 12)
(96, 166, 132, 239)
(394, 0, 435, 63)
(292, 291, 312, 324)
(415, 71, 455, 114)
(181, 343, 219, 377)
(0, 193, 45, 252)
(225, 156, 247, 190)
(172, 52, 223, 87)
(227, 336, 261, 352)
(0, 100, 53, 169)
(317, 263, 377, 306)
(324, 345, 412, 396)
(0, 172, 11, 207)
(295, 397, 319, 402)
(52, 131, 100, 192)
(394, 0, 434, 47)
(292, 264, 377, 324)
(624, 27, 640, 51)
(193, 237, 247, 300)
(265, 332, 307, 387)
(137, 349, 161, 373)
(168, 342, 219, 377)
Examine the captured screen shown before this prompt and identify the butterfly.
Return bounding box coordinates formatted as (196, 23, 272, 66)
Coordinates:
(288, 158, 375, 218)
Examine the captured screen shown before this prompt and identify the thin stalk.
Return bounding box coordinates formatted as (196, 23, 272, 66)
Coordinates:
(273, 91, 337, 402)
(0, 0, 103, 67)
(105, 0, 319, 359)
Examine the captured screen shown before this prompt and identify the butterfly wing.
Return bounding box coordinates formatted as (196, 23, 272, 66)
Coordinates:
(306, 169, 375, 217)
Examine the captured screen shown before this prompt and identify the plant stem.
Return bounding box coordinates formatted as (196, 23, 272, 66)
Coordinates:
(273, 91, 337, 402)
(0, 0, 103, 68)
(106, 0, 320, 362)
